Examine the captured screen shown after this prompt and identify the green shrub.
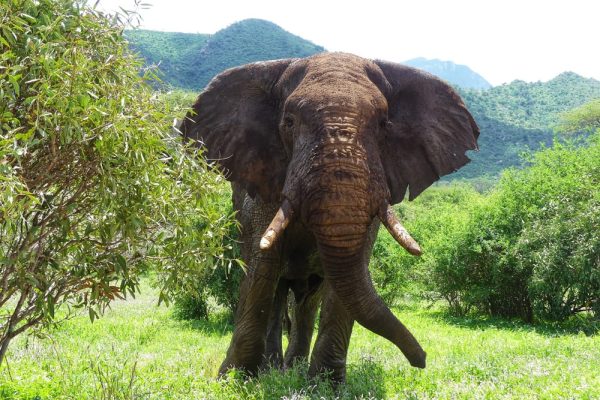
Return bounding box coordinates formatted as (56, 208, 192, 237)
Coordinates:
(0, 0, 235, 364)
(371, 231, 414, 305)
(371, 183, 484, 306)
(522, 197, 599, 320)
(173, 210, 243, 320)
(372, 101, 599, 325)
(428, 130, 599, 322)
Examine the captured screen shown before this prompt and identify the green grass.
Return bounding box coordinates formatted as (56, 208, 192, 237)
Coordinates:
(1, 282, 598, 399)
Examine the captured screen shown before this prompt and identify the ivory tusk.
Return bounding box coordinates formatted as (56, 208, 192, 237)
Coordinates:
(379, 204, 422, 256)
(259, 199, 293, 251)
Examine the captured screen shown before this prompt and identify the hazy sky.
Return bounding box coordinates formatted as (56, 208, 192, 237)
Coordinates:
(98, 0, 599, 86)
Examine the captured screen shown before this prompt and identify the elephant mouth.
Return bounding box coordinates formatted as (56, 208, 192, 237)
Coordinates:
(259, 198, 421, 257)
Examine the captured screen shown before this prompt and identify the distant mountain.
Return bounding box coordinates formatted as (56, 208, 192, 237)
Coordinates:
(185, 19, 324, 90)
(126, 21, 494, 91)
(125, 22, 600, 182)
(125, 30, 210, 89)
(452, 72, 600, 179)
(403, 58, 492, 90)
(126, 19, 324, 90)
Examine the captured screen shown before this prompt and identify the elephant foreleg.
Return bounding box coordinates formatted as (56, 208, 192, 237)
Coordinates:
(308, 281, 354, 383)
(218, 253, 281, 376)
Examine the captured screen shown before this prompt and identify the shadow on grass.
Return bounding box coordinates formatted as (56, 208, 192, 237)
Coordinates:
(174, 310, 234, 337)
(220, 358, 387, 399)
(429, 309, 599, 337)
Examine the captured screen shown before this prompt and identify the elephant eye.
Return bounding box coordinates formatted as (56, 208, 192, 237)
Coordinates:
(283, 116, 295, 129)
(380, 118, 392, 130)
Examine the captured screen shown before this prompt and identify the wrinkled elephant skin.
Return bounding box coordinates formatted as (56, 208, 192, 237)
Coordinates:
(180, 52, 479, 383)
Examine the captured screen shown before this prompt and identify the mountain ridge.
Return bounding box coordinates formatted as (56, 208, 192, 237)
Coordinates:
(127, 19, 325, 90)
(125, 19, 600, 181)
(126, 19, 495, 91)
(403, 57, 492, 90)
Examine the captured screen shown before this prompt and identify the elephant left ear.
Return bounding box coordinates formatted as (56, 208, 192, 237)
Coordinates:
(179, 59, 297, 202)
(372, 60, 480, 203)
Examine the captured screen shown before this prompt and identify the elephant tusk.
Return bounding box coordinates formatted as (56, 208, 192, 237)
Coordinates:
(259, 199, 293, 250)
(379, 204, 422, 256)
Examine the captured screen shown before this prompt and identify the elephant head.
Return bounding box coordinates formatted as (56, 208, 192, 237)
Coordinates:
(181, 52, 479, 368)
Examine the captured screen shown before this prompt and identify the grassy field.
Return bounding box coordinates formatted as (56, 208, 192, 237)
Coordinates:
(1, 282, 598, 400)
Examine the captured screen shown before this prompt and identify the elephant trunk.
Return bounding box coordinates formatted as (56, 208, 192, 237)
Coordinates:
(313, 219, 426, 368)
(276, 119, 425, 367)
(304, 160, 426, 367)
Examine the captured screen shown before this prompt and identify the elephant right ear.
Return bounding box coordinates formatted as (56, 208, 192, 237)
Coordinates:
(180, 59, 296, 202)
(372, 60, 480, 203)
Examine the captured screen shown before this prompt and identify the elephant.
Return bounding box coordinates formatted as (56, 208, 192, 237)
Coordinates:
(180, 52, 479, 383)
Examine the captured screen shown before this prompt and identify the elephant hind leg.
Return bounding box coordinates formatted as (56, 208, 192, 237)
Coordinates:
(263, 279, 290, 369)
(284, 274, 324, 369)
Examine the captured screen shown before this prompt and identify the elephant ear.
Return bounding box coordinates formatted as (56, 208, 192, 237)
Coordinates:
(373, 60, 480, 203)
(180, 59, 296, 202)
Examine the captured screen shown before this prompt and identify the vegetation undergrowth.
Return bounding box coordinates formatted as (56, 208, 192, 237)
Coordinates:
(0, 281, 598, 399)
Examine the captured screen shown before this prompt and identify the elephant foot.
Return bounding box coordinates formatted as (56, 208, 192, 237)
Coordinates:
(260, 352, 284, 370)
(308, 361, 347, 385)
(218, 361, 242, 378)
(218, 354, 261, 378)
(283, 354, 308, 370)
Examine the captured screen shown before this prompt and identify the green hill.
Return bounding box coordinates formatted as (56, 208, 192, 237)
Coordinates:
(125, 30, 210, 89)
(453, 73, 600, 179)
(403, 58, 492, 90)
(126, 19, 324, 90)
(186, 19, 325, 90)
(125, 22, 600, 182)
(462, 72, 600, 130)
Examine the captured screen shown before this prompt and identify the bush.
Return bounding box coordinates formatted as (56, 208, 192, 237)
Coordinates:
(427, 131, 599, 322)
(523, 197, 599, 320)
(0, 0, 235, 364)
(371, 231, 414, 305)
(173, 209, 243, 320)
(371, 183, 484, 307)
(371, 100, 599, 325)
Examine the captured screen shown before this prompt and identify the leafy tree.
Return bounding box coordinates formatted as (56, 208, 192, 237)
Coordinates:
(557, 99, 600, 133)
(0, 0, 235, 364)
(172, 213, 243, 320)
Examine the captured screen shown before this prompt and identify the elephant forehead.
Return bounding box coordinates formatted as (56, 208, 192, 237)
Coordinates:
(289, 77, 387, 116)
(306, 51, 368, 70)
(278, 53, 388, 118)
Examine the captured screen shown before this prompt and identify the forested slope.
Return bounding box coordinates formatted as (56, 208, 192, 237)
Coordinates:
(126, 19, 324, 90)
(126, 22, 600, 180)
(454, 73, 600, 179)
(125, 30, 210, 89)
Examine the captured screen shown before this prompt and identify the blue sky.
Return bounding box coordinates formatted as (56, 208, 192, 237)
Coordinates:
(99, 0, 599, 86)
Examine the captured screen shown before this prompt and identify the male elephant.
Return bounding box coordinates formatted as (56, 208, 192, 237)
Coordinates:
(180, 52, 479, 382)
